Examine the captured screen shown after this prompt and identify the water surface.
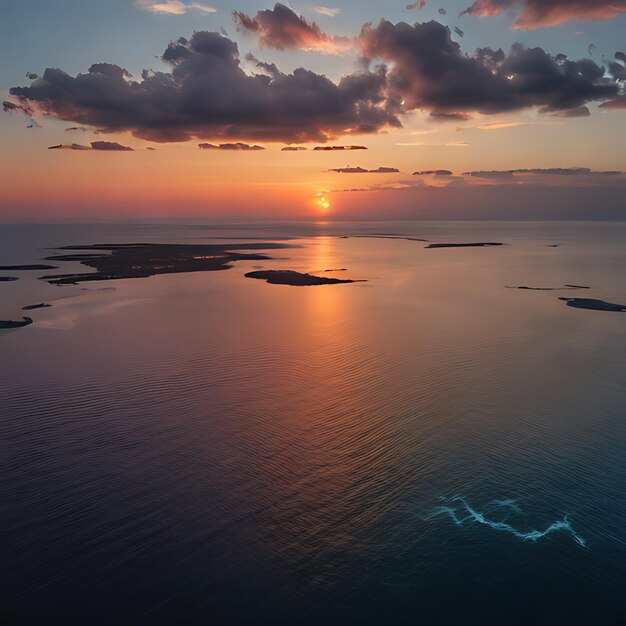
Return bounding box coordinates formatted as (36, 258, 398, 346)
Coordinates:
(1, 221, 625, 625)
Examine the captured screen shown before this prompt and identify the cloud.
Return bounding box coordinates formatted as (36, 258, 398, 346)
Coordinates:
(429, 112, 473, 122)
(313, 7, 340, 17)
(464, 167, 622, 179)
(48, 143, 91, 150)
(607, 52, 626, 80)
(3, 99, 31, 116)
(9, 31, 398, 143)
(600, 96, 626, 109)
(91, 141, 134, 150)
(359, 20, 618, 117)
(413, 169, 453, 175)
(329, 166, 400, 173)
(407, 1, 427, 9)
(198, 142, 265, 150)
(47, 141, 134, 151)
(8, 21, 619, 145)
(233, 3, 352, 53)
(459, 0, 626, 30)
(282, 146, 308, 151)
(551, 105, 590, 117)
(313, 145, 367, 150)
(135, 0, 216, 15)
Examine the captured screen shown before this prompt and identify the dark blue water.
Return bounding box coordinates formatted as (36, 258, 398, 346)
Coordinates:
(1, 221, 625, 625)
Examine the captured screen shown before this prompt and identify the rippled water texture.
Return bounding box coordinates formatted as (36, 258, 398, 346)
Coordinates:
(1, 221, 625, 625)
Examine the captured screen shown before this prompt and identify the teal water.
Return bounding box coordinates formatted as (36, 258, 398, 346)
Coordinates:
(1, 221, 625, 624)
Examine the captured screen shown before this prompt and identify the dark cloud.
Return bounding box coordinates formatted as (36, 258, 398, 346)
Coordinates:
(48, 143, 91, 150)
(233, 3, 351, 53)
(359, 20, 618, 117)
(459, 0, 626, 30)
(281, 146, 307, 151)
(607, 52, 626, 81)
(329, 166, 400, 173)
(47, 141, 134, 151)
(9, 31, 397, 143)
(413, 169, 453, 175)
(429, 112, 473, 122)
(3, 99, 31, 115)
(313, 145, 367, 150)
(88, 63, 132, 80)
(91, 141, 134, 151)
(199, 142, 265, 150)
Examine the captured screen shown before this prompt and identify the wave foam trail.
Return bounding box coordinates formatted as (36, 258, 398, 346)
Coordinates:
(430, 497, 586, 547)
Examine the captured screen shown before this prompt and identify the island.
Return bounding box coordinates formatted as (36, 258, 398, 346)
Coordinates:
(559, 298, 626, 312)
(0, 277, 19, 282)
(22, 303, 52, 310)
(245, 270, 363, 286)
(0, 264, 58, 270)
(426, 243, 504, 249)
(39, 242, 293, 286)
(506, 285, 590, 291)
(0, 317, 33, 329)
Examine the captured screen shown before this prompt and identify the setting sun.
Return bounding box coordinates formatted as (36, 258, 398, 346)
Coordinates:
(316, 192, 331, 212)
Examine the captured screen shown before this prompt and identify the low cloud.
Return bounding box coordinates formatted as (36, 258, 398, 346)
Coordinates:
(91, 141, 134, 150)
(460, 0, 626, 30)
(329, 166, 400, 173)
(464, 167, 622, 179)
(48, 141, 134, 151)
(282, 146, 308, 151)
(233, 3, 352, 53)
(413, 170, 453, 175)
(313, 145, 367, 150)
(199, 142, 265, 150)
(48, 143, 92, 150)
(135, 0, 216, 15)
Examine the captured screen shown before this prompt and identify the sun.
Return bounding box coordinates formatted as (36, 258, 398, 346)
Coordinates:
(315, 192, 331, 212)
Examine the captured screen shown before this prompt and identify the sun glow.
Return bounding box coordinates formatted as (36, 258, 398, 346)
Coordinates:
(316, 192, 331, 212)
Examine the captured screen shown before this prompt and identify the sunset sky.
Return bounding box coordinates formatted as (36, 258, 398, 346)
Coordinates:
(1, 0, 625, 220)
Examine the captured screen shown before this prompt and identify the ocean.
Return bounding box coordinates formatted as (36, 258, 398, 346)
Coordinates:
(1, 220, 625, 625)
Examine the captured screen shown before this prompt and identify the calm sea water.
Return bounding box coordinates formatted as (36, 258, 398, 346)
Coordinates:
(1, 221, 625, 625)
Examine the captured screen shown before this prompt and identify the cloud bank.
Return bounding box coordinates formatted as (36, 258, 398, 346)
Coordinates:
(7, 21, 621, 144)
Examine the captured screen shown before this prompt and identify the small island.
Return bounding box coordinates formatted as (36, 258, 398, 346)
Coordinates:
(559, 298, 626, 312)
(0, 264, 58, 270)
(245, 270, 363, 286)
(506, 285, 590, 291)
(426, 243, 504, 249)
(22, 303, 52, 310)
(0, 317, 33, 329)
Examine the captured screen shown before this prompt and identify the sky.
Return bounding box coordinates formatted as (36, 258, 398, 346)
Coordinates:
(1, 0, 625, 221)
